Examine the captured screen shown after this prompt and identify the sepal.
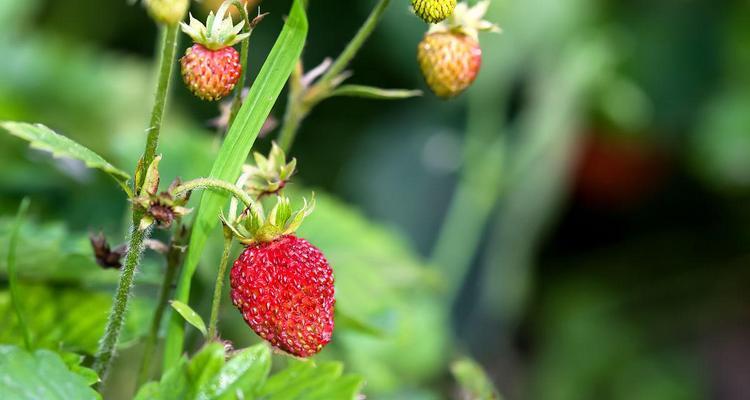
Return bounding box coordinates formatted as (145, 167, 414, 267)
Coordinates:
(242, 142, 297, 198)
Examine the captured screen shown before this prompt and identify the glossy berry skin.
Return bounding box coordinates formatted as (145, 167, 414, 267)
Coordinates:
(180, 44, 241, 101)
(412, 0, 457, 24)
(417, 32, 482, 98)
(230, 235, 335, 357)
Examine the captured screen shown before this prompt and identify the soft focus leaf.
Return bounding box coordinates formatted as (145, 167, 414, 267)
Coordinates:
(202, 344, 271, 398)
(170, 300, 208, 337)
(0, 122, 131, 195)
(451, 358, 502, 400)
(166, 0, 309, 368)
(0, 345, 100, 400)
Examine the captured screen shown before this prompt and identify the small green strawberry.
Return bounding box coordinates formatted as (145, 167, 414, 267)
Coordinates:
(144, 0, 189, 25)
(417, 1, 500, 98)
(179, 3, 250, 101)
(412, 0, 457, 24)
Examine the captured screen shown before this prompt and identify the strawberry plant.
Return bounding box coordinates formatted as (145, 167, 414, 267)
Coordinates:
(0, 0, 503, 398)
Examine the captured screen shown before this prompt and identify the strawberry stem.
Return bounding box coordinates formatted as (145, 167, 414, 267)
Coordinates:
(8, 197, 32, 351)
(207, 234, 234, 339)
(94, 22, 180, 384)
(228, 0, 253, 126)
(173, 177, 256, 209)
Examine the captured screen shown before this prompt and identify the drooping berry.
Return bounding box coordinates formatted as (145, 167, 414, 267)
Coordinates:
(418, 32, 482, 98)
(416, 1, 500, 98)
(412, 0, 457, 24)
(179, 2, 251, 101)
(230, 235, 335, 357)
(181, 44, 241, 101)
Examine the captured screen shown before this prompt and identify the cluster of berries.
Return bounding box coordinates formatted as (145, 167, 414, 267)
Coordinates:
(414, 0, 500, 98)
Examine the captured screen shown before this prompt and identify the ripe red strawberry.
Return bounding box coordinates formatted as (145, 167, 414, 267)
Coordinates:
(230, 235, 334, 357)
(412, 0, 457, 24)
(181, 44, 241, 101)
(179, 3, 250, 101)
(416, 1, 500, 98)
(418, 32, 481, 98)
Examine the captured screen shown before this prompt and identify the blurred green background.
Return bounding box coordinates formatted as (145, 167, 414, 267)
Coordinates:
(2, 0, 750, 399)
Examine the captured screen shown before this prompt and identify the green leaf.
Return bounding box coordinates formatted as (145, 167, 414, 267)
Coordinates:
(0, 121, 132, 195)
(0, 285, 152, 354)
(58, 351, 99, 386)
(328, 85, 422, 100)
(257, 361, 363, 400)
(451, 358, 502, 400)
(201, 344, 271, 398)
(165, 0, 308, 369)
(186, 343, 226, 397)
(170, 300, 208, 337)
(0, 345, 101, 400)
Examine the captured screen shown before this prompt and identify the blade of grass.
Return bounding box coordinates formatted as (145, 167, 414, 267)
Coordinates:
(8, 197, 32, 350)
(162, 0, 308, 369)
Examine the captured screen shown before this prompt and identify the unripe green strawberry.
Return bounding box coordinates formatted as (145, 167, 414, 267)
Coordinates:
(416, 1, 500, 98)
(418, 32, 481, 98)
(181, 44, 241, 101)
(144, 0, 189, 25)
(179, 3, 250, 101)
(412, 0, 457, 24)
(230, 235, 335, 357)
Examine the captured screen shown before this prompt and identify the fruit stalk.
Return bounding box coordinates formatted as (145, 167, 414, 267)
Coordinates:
(93, 226, 150, 381)
(137, 23, 180, 193)
(228, 0, 252, 126)
(207, 235, 233, 339)
(277, 0, 391, 152)
(172, 177, 256, 209)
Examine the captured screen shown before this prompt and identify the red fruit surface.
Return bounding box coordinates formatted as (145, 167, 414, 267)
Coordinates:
(230, 235, 335, 357)
(180, 44, 241, 101)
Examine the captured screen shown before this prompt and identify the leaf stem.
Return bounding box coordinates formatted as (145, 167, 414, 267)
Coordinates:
(136, 23, 180, 193)
(277, 0, 390, 152)
(8, 197, 31, 351)
(173, 177, 255, 209)
(135, 224, 186, 386)
(207, 235, 234, 339)
(93, 225, 151, 382)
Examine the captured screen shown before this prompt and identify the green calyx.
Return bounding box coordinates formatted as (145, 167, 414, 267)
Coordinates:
(222, 195, 315, 244)
(133, 156, 192, 230)
(242, 142, 297, 198)
(180, 1, 250, 50)
(428, 0, 501, 40)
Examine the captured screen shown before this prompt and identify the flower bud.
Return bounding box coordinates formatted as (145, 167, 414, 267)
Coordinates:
(145, 0, 189, 25)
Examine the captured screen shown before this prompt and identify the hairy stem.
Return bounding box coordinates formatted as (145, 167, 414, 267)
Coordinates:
(207, 236, 233, 339)
(135, 225, 186, 386)
(93, 226, 151, 382)
(136, 23, 180, 193)
(8, 198, 31, 350)
(228, 0, 252, 126)
(173, 177, 255, 209)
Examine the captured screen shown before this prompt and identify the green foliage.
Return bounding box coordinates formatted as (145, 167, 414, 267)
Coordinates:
(451, 358, 502, 400)
(137, 342, 361, 400)
(0, 285, 152, 354)
(170, 300, 208, 337)
(0, 345, 100, 400)
(165, 0, 309, 368)
(0, 122, 131, 195)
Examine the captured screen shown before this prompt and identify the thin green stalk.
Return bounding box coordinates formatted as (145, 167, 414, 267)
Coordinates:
(317, 0, 390, 86)
(93, 225, 150, 381)
(173, 177, 255, 209)
(228, 0, 252, 126)
(277, 0, 390, 152)
(207, 236, 233, 339)
(8, 197, 31, 350)
(136, 225, 186, 386)
(137, 23, 180, 193)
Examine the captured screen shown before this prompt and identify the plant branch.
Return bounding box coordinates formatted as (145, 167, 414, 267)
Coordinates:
(136, 23, 180, 194)
(207, 235, 234, 339)
(173, 177, 255, 209)
(8, 197, 31, 351)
